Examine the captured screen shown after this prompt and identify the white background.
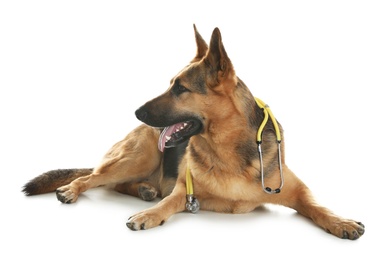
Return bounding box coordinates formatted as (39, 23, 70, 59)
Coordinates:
(1, 1, 385, 259)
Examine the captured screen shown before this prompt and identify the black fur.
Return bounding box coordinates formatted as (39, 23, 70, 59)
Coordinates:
(162, 140, 189, 179)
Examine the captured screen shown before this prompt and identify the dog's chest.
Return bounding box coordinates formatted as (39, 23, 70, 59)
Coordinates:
(193, 167, 261, 202)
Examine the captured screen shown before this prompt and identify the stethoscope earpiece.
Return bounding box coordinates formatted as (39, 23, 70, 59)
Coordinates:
(265, 187, 281, 194)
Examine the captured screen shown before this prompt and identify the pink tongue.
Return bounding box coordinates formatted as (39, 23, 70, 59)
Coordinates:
(158, 123, 185, 152)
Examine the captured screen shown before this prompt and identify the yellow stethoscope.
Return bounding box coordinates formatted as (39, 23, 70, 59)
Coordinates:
(254, 97, 284, 194)
(185, 97, 284, 213)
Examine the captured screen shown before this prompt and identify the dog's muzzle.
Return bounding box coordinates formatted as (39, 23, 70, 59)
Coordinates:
(135, 109, 147, 122)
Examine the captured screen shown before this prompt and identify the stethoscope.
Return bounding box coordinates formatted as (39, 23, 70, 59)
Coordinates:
(254, 97, 284, 194)
(185, 97, 284, 213)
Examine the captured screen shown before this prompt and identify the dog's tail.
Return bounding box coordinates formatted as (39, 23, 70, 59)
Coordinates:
(22, 168, 93, 196)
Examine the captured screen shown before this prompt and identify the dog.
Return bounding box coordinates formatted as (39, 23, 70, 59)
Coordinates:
(22, 25, 365, 240)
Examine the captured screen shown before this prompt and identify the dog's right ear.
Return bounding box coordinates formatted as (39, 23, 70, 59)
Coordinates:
(202, 27, 234, 86)
(191, 24, 208, 63)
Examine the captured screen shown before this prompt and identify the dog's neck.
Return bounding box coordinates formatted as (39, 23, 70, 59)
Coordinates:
(188, 84, 261, 173)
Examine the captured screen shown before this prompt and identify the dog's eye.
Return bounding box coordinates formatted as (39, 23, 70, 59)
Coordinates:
(172, 83, 190, 96)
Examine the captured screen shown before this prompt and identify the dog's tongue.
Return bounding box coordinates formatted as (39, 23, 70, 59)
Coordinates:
(158, 123, 185, 152)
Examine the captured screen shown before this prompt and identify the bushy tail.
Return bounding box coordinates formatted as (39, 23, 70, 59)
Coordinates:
(22, 168, 93, 196)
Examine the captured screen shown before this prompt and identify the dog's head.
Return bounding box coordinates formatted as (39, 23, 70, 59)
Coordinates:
(135, 25, 244, 152)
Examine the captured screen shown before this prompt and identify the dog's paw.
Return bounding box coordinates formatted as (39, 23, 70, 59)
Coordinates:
(56, 185, 79, 204)
(126, 210, 166, 231)
(326, 219, 365, 240)
(138, 184, 158, 201)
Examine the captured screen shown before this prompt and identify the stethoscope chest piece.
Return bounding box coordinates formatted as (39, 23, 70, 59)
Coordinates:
(186, 194, 200, 213)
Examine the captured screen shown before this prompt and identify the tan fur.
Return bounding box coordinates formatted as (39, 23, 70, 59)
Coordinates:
(23, 25, 364, 239)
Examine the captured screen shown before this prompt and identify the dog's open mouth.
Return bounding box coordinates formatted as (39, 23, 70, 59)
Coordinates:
(158, 120, 201, 152)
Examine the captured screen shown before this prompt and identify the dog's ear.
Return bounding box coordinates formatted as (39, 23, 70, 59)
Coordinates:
(191, 24, 208, 63)
(203, 27, 234, 84)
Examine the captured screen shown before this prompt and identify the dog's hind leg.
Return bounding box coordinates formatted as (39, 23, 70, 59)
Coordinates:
(114, 182, 159, 201)
(277, 166, 365, 240)
(56, 124, 162, 203)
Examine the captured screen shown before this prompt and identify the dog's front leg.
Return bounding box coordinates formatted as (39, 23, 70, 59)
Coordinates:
(280, 167, 365, 239)
(126, 180, 187, 231)
(292, 187, 365, 240)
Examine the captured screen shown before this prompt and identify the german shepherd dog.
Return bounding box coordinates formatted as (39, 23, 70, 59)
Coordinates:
(23, 25, 365, 240)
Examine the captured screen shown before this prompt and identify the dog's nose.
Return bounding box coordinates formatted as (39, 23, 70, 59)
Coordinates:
(135, 108, 147, 122)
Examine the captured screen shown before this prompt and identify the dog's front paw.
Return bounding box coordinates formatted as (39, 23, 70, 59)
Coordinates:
(126, 210, 166, 231)
(56, 185, 79, 204)
(326, 219, 365, 240)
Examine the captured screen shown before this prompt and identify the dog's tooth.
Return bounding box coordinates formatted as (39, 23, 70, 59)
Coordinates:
(184, 123, 188, 127)
(166, 136, 171, 141)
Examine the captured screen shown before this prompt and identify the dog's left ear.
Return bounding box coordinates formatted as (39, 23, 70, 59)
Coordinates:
(191, 24, 208, 63)
(203, 28, 235, 84)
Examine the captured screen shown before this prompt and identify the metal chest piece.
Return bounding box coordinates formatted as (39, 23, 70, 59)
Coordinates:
(186, 194, 200, 213)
